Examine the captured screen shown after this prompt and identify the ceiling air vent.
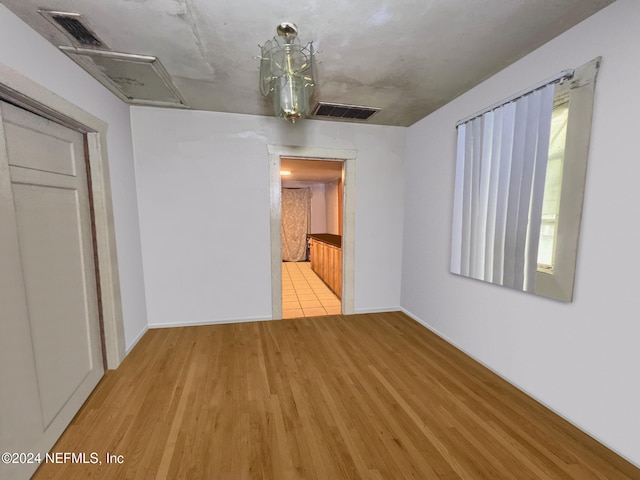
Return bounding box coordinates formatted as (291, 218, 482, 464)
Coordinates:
(312, 102, 380, 121)
(39, 11, 105, 48)
(58, 47, 187, 108)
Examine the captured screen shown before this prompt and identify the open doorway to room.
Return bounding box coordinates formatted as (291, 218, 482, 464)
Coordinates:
(280, 158, 343, 318)
(268, 145, 356, 321)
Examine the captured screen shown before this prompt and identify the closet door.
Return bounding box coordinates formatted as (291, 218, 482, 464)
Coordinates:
(0, 101, 104, 480)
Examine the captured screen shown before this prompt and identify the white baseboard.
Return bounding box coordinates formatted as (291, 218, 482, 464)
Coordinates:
(399, 307, 640, 469)
(353, 306, 401, 314)
(124, 324, 149, 356)
(148, 315, 273, 329)
(400, 307, 449, 337)
(148, 309, 400, 330)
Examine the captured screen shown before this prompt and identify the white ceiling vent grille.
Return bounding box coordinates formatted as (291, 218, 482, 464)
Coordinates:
(39, 11, 105, 48)
(312, 102, 380, 121)
(59, 47, 187, 108)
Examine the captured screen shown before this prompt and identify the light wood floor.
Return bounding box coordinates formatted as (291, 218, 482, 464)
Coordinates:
(34, 312, 639, 479)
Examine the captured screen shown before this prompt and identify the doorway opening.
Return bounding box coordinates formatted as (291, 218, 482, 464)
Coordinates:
(281, 158, 343, 318)
(268, 145, 357, 320)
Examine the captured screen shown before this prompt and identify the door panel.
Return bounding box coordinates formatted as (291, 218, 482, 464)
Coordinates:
(13, 183, 95, 428)
(4, 120, 77, 175)
(0, 101, 103, 480)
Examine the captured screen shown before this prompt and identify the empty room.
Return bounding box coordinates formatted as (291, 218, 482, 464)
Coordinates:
(1, 0, 639, 479)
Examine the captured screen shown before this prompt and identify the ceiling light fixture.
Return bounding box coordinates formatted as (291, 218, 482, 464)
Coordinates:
(280, 170, 292, 176)
(259, 22, 316, 123)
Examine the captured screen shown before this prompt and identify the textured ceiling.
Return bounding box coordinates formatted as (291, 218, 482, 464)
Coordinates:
(1, 0, 615, 126)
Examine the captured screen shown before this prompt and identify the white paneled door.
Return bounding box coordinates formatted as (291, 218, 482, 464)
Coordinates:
(0, 101, 104, 480)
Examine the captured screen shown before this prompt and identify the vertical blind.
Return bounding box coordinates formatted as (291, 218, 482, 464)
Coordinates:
(450, 83, 555, 292)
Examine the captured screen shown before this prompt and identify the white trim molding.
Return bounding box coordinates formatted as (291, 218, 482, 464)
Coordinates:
(149, 316, 272, 329)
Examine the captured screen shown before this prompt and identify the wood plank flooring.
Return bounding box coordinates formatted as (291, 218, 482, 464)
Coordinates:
(33, 312, 639, 479)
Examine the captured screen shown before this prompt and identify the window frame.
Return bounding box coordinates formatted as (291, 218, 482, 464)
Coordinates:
(535, 57, 601, 301)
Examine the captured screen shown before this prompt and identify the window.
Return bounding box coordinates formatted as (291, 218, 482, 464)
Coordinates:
(537, 98, 569, 272)
(451, 58, 600, 301)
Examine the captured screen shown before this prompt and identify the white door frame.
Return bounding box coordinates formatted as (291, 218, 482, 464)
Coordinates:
(269, 144, 357, 319)
(0, 65, 126, 368)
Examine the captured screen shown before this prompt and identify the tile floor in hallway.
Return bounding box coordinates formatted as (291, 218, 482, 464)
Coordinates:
(282, 261, 341, 319)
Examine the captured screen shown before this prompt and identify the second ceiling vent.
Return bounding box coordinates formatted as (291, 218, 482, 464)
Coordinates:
(40, 10, 105, 48)
(312, 102, 380, 121)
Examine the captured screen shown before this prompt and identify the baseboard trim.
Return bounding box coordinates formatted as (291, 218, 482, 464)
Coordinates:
(148, 309, 401, 330)
(353, 306, 401, 314)
(148, 315, 273, 329)
(399, 307, 640, 472)
(124, 325, 149, 357)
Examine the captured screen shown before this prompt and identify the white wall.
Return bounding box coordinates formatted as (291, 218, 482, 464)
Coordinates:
(131, 107, 405, 326)
(309, 183, 327, 234)
(281, 181, 327, 233)
(0, 5, 148, 351)
(401, 0, 640, 466)
(325, 180, 340, 235)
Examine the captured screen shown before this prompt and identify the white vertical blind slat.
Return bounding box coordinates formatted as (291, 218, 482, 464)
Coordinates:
(450, 124, 466, 274)
(493, 102, 516, 285)
(460, 121, 474, 276)
(514, 90, 543, 289)
(477, 111, 494, 278)
(469, 118, 483, 278)
(503, 97, 529, 288)
(524, 84, 555, 290)
(484, 107, 503, 282)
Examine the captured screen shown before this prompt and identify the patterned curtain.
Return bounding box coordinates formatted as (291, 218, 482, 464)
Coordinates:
(282, 188, 311, 262)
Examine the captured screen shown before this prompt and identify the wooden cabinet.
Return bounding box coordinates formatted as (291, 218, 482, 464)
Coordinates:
(331, 245, 342, 298)
(309, 238, 342, 299)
